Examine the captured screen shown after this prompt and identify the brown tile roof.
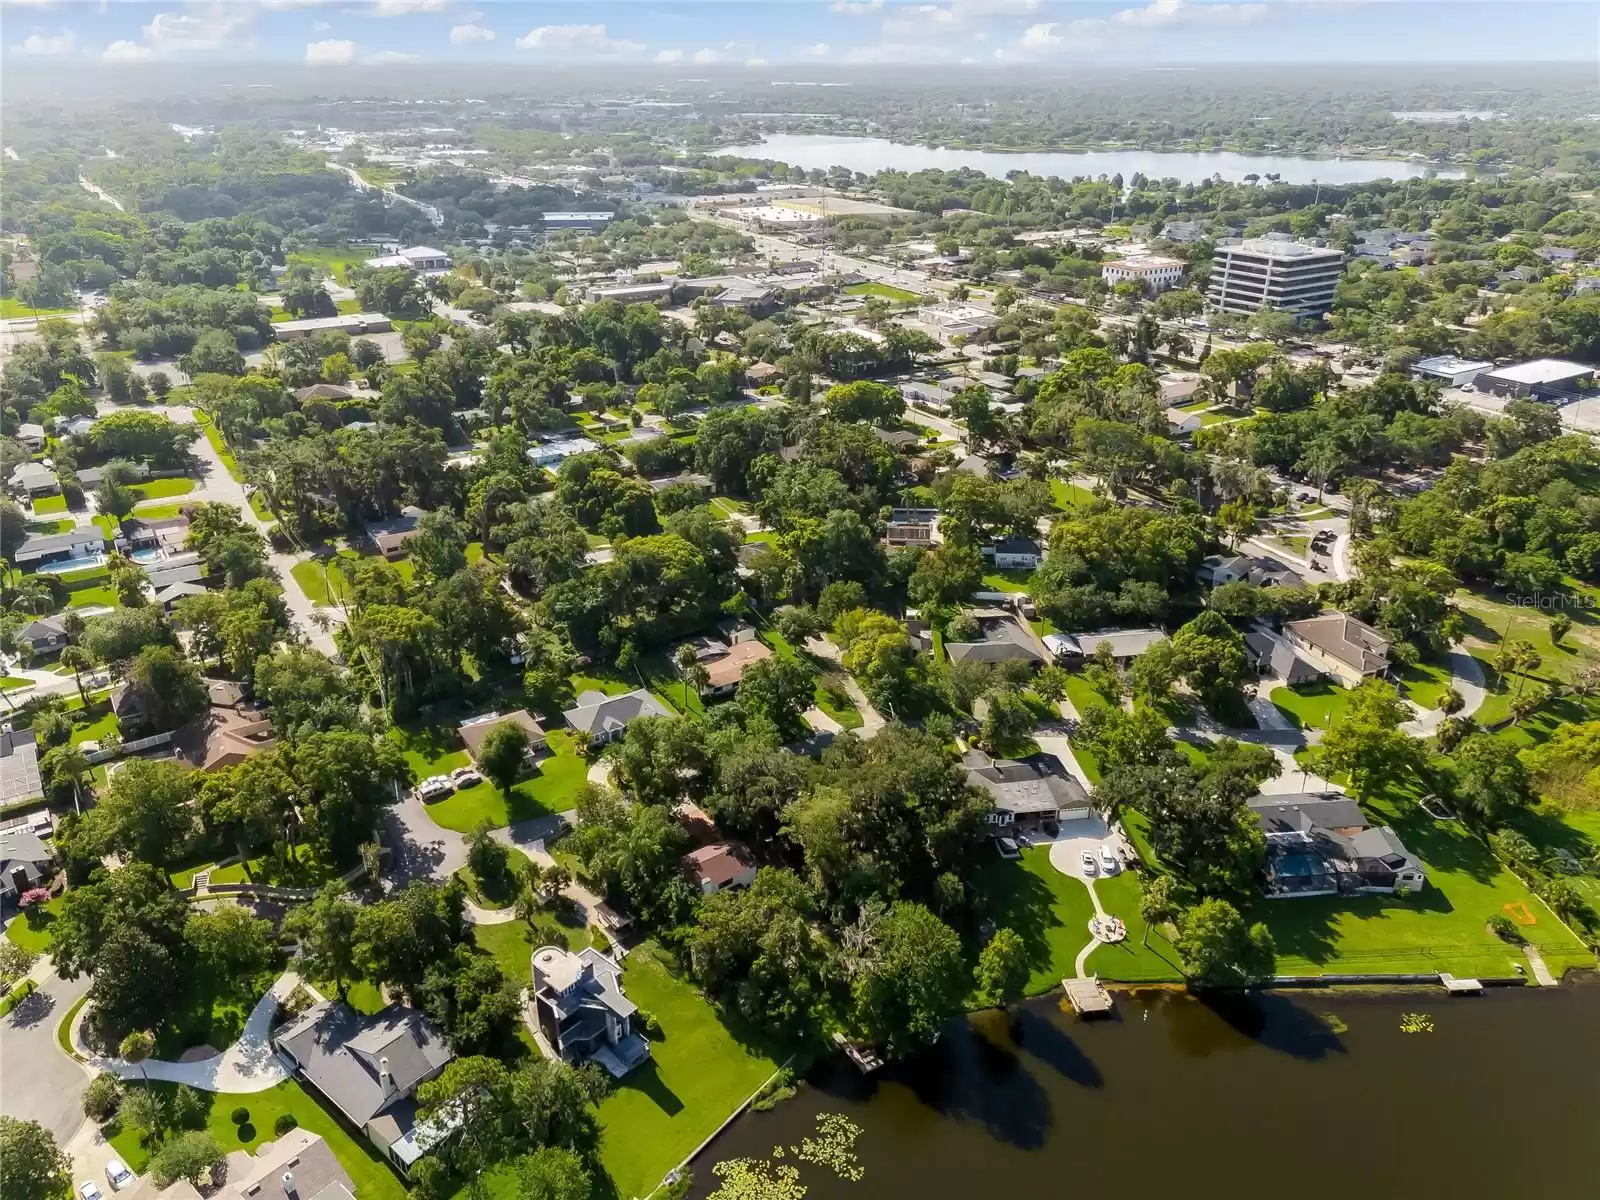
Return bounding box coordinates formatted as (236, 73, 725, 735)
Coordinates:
(683, 842, 753, 887)
(458, 709, 546, 760)
(701, 639, 773, 689)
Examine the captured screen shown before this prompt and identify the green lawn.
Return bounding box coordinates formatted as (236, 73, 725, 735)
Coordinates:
(1050, 479, 1098, 511)
(844, 281, 920, 302)
(129, 477, 196, 502)
(70, 708, 119, 746)
(1270, 680, 1351, 731)
(1254, 783, 1595, 980)
(1398, 660, 1454, 710)
(67, 585, 120, 609)
(1084, 869, 1185, 982)
(0, 298, 74, 318)
(593, 944, 784, 1200)
(0, 677, 34, 691)
(290, 559, 348, 606)
(105, 1080, 405, 1200)
(26, 518, 75, 534)
(30, 494, 68, 515)
(980, 568, 1035, 593)
(1266, 534, 1311, 557)
(424, 731, 591, 833)
(1455, 583, 1600, 726)
(152, 964, 275, 1058)
(195, 410, 243, 481)
(286, 246, 373, 284)
(130, 501, 188, 519)
(5, 897, 64, 953)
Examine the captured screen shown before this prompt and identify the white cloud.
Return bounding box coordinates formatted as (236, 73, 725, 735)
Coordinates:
(1114, 0, 1267, 27)
(882, 0, 1039, 37)
(830, 0, 882, 12)
(16, 29, 74, 54)
(368, 0, 448, 16)
(259, 0, 340, 9)
(807, 41, 830, 57)
(312, 19, 330, 31)
(692, 46, 722, 63)
(366, 49, 419, 63)
(515, 23, 643, 54)
(449, 22, 495, 43)
(305, 38, 357, 64)
(1016, 17, 1105, 51)
(143, 6, 251, 53)
(842, 40, 961, 63)
(654, 47, 684, 63)
(745, 56, 767, 66)
(102, 38, 152, 60)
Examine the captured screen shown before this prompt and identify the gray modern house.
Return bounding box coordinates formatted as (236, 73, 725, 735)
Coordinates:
(529, 945, 651, 1078)
(562, 688, 671, 747)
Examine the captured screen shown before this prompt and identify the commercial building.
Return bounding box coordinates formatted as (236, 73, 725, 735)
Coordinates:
(541, 211, 616, 231)
(274, 313, 392, 340)
(916, 303, 998, 345)
(1411, 355, 1493, 389)
(730, 205, 827, 232)
(1474, 358, 1595, 402)
(1101, 256, 1187, 292)
(367, 245, 452, 271)
(1206, 235, 1344, 319)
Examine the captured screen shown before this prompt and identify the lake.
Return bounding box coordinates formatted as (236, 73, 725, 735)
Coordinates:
(689, 981, 1599, 1199)
(714, 134, 1458, 185)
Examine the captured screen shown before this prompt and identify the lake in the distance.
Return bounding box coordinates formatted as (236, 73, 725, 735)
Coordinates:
(688, 981, 1599, 1200)
(715, 134, 1460, 185)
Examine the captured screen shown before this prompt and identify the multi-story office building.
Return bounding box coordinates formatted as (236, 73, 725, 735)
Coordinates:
(1206, 234, 1344, 319)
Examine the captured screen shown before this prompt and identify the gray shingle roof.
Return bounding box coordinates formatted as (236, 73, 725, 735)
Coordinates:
(273, 1002, 452, 1130)
(563, 688, 670, 735)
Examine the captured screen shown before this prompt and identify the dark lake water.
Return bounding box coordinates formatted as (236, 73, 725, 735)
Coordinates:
(690, 982, 1600, 1199)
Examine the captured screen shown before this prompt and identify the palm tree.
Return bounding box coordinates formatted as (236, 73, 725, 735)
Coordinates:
(673, 643, 700, 710)
(1139, 874, 1179, 948)
(58, 645, 94, 707)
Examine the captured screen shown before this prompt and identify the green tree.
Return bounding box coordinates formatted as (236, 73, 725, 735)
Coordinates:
(1139, 873, 1180, 947)
(87, 757, 198, 866)
(149, 1131, 224, 1189)
(0, 1117, 71, 1200)
(119, 1030, 156, 1081)
(1451, 733, 1534, 830)
(516, 1147, 591, 1200)
(184, 905, 275, 981)
(974, 927, 1031, 1011)
(283, 886, 361, 1000)
(848, 901, 966, 1059)
(1306, 680, 1425, 798)
(477, 723, 530, 796)
(981, 687, 1036, 754)
(1175, 897, 1275, 985)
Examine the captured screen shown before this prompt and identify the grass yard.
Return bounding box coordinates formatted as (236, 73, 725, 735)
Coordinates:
(129, 477, 196, 502)
(1255, 783, 1594, 979)
(67, 585, 120, 609)
(1455, 583, 1600, 726)
(1266, 534, 1311, 557)
(1085, 869, 1185, 982)
(30, 494, 69, 515)
(1271, 680, 1351, 731)
(1050, 479, 1098, 511)
(972, 847, 1109, 994)
(593, 943, 784, 1200)
(105, 1080, 406, 1200)
(844, 281, 920, 302)
(981, 568, 1035, 593)
(26, 518, 75, 535)
(4, 897, 64, 953)
(0, 297, 74, 318)
(70, 707, 119, 746)
(1398, 660, 1455, 710)
(429, 733, 591, 832)
(286, 246, 373, 284)
(471, 911, 594, 990)
(289, 559, 348, 606)
(195, 410, 243, 481)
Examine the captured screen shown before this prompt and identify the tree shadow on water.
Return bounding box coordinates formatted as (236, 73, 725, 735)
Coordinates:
(892, 1016, 1055, 1151)
(1194, 989, 1346, 1061)
(1012, 1006, 1105, 1089)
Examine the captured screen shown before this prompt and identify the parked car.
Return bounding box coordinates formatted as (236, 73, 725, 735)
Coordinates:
(80, 1183, 105, 1200)
(414, 776, 455, 803)
(105, 1160, 133, 1192)
(1080, 850, 1098, 876)
(1099, 845, 1119, 874)
(450, 765, 484, 788)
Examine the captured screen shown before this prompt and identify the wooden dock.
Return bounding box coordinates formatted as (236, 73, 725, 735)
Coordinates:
(833, 1031, 884, 1072)
(1439, 974, 1483, 996)
(1063, 976, 1113, 1016)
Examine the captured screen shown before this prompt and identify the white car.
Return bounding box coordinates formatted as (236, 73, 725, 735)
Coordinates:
(80, 1182, 105, 1200)
(414, 776, 455, 802)
(1080, 850, 1098, 876)
(450, 766, 484, 789)
(105, 1160, 133, 1192)
(1099, 845, 1119, 874)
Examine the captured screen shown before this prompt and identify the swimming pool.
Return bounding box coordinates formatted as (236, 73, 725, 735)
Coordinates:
(33, 552, 105, 574)
(129, 547, 165, 564)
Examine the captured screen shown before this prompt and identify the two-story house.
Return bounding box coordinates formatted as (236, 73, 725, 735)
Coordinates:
(529, 945, 651, 1078)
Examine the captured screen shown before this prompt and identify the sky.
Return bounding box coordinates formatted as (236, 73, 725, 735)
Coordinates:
(2, 0, 1593, 68)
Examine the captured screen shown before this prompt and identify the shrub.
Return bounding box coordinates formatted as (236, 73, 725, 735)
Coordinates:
(636, 1008, 662, 1039)
(273, 1114, 298, 1137)
(229, 1106, 250, 1126)
(1487, 914, 1523, 943)
(83, 1073, 123, 1121)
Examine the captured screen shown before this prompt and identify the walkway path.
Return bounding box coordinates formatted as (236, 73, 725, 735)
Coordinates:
(802, 706, 843, 735)
(1523, 944, 1558, 987)
(1401, 647, 1486, 737)
(74, 971, 309, 1093)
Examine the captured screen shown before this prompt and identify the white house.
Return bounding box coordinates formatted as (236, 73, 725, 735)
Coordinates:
(983, 537, 1042, 570)
(1101, 256, 1187, 292)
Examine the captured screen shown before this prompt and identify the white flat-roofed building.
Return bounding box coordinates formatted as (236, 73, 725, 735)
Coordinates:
(1101, 256, 1187, 292)
(917, 303, 998, 345)
(589, 281, 673, 304)
(274, 312, 393, 340)
(1475, 358, 1595, 401)
(369, 245, 452, 271)
(731, 205, 827, 232)
(1207, 235, 1344, 319)
(1411, 355, 1493, 388)
(542, 211, 616, 230)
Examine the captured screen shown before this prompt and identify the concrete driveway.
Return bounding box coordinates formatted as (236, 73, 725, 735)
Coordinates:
(1042, 814, 1121, 882)
(0, 968, 93, 1143)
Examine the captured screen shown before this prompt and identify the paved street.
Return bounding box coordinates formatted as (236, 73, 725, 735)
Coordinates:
(0, 967, 93, 1143)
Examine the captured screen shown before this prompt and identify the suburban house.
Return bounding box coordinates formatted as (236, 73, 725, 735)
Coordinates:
(367, 505, 426, 561)
(458, 709, 546, 765)
(745, 361, 781, 385)
(965, 751, 1093, 833)
(1166, 407, 1203, 437)
(16, 615, 70, 659)
(527, 436, 600, 469)
(0, 728, 44, 809)
(529, 945, 651, 1078)
(1248, 792, 1426, 898)
(1199, 553, 1306, 589)
(946, 608, 1046, 667)
(983, 537, 1042, 571)
(155, 581, 209, 611)
(646, 472, 713, 494)
(16, 423, 46, 452)
(0, 825, 53, 900)
(171, 680, 279, 772)
(295, 383, 354, 403)
(885, 506, 939, 547)
(671, 622, 773, 698)
(563, 688, 671, 747)
(1283, 612, 1391, 685)
(272, 1001, 455, 1175)
(1047, 627, 1170, 666)
(874, 427, 923, 451)
(900, 381, 956, 413)
(212, 1128, 357, 1200)
(683, 842, 757, 894)
(1244, 631, 1320, 685)
(9, 462, 61, 499)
